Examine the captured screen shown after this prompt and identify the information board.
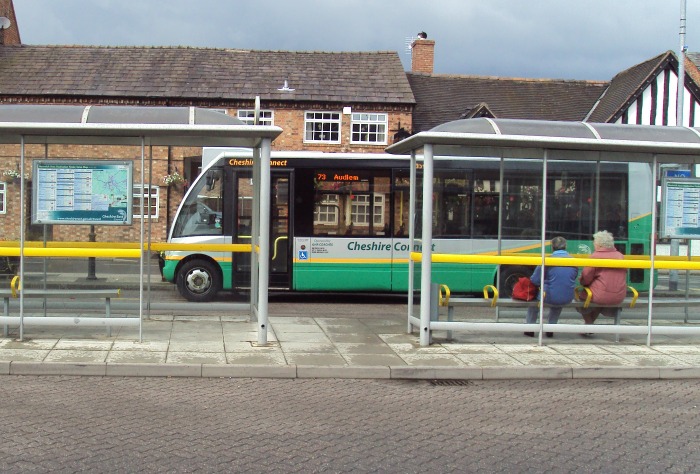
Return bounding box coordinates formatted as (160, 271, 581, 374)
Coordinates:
(660, 177, 700, 239)
(32, 160, 133, 225)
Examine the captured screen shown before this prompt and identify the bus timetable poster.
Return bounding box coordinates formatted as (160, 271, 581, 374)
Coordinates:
(660, 177, 700, 239)
(32, 160, 133, 225)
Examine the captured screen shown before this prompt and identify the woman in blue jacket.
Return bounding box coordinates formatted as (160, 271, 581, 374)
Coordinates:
(524, 236, 579, 338)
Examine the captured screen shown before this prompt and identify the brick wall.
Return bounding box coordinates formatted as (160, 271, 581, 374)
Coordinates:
(411, 39, 435, 75)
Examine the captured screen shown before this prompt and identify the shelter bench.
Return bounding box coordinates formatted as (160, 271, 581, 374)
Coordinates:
(1, 281, 121, 336)
(433, 284, 700, 341)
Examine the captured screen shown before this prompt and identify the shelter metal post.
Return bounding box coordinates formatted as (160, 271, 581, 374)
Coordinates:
(537, 150, 549, 345)
(257, 138, 272, 345)
(407, 150, 417, 333)
(648, 155, 659, 346)
(19, 135, 25, 340)
(419, 144, 434, 347)
(251, 146, 261, 321)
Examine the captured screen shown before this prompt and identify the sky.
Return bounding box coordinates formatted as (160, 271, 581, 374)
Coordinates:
(11, 0, 700, 81)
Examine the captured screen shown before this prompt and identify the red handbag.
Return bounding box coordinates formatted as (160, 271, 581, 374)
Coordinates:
(511, 277, 538, 301)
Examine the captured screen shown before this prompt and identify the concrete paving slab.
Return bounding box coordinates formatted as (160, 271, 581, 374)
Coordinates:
(285, 353, 348, 366)
(168, 340, 225, 353)
(111, 340, 170, 351)
(342, 353, 407, 366)
(334, 342, 397, 355)
(53, 340, 115, 351)
(399, 353, 464, 366)
(275, 331, 331, 343)
(279, 341, 338, 353)
(106, 351, 167, 364)
(44, 350, 109, 363)
(562, 354, 635, 366)
(617, 354, 689, 366)
(0, 349, 50, 361)
(454, 353, 523, 366)
(507, 353, 578, 366)
(166, 352, 227, 365)
(224, 352, 287, 365)
(441, 343, 507, 354)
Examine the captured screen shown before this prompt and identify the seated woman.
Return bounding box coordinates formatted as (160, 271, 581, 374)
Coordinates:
(577, 230, 627, 325)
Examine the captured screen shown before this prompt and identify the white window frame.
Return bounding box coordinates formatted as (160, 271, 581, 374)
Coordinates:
(133, 184, 160, 219)
(314, 194, 339, 224)
(351, 194, 385, 227)
(304, 111, 341, 144)
(0, 182, 5, 214)
(350, 113, 388, 145)
(237, 109, 274, 126)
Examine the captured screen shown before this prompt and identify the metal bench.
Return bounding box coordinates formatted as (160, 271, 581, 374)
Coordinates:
(1, 277, 122, 336)
(433, 283, 700, 341)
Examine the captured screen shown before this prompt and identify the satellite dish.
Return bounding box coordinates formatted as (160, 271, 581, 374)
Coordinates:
(0, 17, 11, 30)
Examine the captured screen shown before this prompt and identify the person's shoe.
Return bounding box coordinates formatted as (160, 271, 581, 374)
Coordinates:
(524, 332, 535, 337)
(545, 332, 553, 338)
(580, 332, 593, 337)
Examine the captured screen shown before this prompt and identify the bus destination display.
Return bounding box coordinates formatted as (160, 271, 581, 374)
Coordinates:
(32, 160, 133, 225)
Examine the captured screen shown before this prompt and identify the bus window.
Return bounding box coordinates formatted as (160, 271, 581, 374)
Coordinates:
(434, 172, 470, 238)
(171, 167, 224, 238)
(313, 171, 390, 237)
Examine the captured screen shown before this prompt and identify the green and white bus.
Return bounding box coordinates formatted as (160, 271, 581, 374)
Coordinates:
(162, 149, 653, 301)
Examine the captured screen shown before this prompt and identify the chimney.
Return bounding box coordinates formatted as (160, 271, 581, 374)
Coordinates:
(0, 0, 21, 45)
(411, 31, 435, 74)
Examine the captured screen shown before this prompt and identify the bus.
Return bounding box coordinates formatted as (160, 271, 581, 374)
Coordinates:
(161, 149, 654, 301)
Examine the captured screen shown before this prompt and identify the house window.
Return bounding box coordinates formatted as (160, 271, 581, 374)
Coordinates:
(133, 185, 160, 219)
(237, 109, 274, 126)
(314, 194, 339, 224)
(351, 113, 387, 144)
(0, 182, 5, 214)
(305, 112, 341, 143)
(351, 194, 385, 226)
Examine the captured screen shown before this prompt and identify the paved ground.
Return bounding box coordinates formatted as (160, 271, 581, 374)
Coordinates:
(1, 376, 699, 473)
(2, 297, 700, 379)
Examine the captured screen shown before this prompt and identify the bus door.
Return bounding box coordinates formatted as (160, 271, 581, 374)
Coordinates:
(231, 171, 291, 291)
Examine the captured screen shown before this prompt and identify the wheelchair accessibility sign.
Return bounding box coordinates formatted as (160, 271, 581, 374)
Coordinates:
(298, 247, 309, 260)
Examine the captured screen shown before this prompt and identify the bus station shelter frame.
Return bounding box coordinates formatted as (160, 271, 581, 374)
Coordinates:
(0, 104, 282, 343)
(386, 118, 700, 347)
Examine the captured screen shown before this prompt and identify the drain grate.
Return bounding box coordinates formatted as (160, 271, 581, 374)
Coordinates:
(429, 379, 471, 387)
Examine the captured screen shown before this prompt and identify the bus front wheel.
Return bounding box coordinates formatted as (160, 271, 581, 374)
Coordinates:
(177, 259, 221, 302)
(499, 266, 532, 298)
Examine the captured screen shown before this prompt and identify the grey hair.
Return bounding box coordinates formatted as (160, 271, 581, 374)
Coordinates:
(551, 236, 567, 251)
(593, 230, 615, 249)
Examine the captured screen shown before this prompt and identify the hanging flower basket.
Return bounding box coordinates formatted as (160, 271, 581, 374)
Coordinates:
(2, 170, 21, 184)
(163, 171, 186, 187)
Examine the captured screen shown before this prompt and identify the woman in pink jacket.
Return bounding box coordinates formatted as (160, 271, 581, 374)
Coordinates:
(578, 230, 627, 325)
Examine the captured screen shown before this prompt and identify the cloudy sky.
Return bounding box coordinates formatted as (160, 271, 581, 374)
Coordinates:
(11, 1, 700, 81)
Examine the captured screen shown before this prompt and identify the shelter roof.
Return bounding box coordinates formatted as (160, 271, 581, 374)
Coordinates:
(386, 117, 700, 164)
(0, 104, 282, 147)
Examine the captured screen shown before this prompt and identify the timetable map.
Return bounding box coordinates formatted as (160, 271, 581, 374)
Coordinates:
(662, 178, 700, 238)
(33, 161, 132, 225)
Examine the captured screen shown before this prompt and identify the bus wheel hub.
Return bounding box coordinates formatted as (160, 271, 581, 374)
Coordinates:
(187, 269, 211, 292)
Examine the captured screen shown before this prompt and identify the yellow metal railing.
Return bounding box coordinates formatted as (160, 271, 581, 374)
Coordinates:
(410, 252, 700, 271)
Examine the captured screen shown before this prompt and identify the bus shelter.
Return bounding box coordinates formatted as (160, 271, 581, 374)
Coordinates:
(386, 118, 700, 347)
(0, 104, 281, 342)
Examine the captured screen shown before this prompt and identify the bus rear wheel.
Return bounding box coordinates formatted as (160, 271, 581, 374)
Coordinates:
(177, 259, 221, 302)
(499, 266, 532, 298)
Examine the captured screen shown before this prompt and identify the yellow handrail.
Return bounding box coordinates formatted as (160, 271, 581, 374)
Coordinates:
(483, 285, 499, 307)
